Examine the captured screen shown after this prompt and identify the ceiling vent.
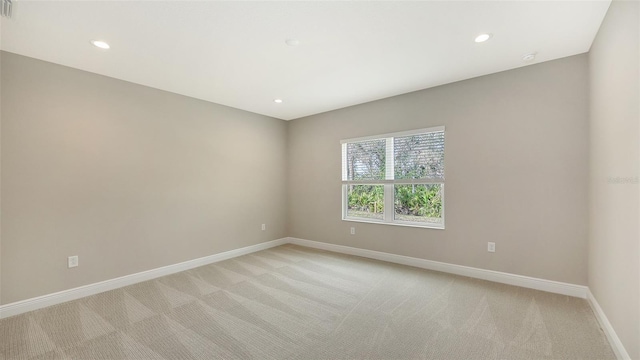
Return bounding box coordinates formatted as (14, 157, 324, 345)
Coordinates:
(1, 0, 13, 18)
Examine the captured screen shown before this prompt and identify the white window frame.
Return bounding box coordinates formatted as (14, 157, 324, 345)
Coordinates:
(341, 126, 445, 229)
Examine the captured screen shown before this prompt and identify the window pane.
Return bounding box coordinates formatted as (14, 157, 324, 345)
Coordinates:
(394, 132, 444, 180)
(394, 184, 443, 224)
(346, 139, 386, 180)
(346, 185, 384, 220)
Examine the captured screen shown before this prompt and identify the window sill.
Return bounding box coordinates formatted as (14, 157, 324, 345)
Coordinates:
(342, 217, 445, 230)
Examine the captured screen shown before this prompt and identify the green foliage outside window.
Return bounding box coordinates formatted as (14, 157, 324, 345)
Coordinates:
(347, 185, 384, 214)
(394, 184, 442, 218)
(347, 184, 442, 220)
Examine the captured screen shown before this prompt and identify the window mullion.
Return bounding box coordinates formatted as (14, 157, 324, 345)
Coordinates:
(384, 184, 394, 223)
(384, 137, 394, 222)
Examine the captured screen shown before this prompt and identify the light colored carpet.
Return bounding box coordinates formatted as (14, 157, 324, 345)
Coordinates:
(1, 244, 614, 359)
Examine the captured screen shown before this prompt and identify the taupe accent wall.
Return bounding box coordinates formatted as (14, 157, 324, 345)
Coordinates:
(588, 0, 640, 358)
(288, 54, 589, 286)
(0, 52, 3, 305)
(0, 51, 288, 304)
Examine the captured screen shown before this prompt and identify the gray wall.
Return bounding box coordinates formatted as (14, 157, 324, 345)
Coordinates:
(288, 54, 589, 286)
(588, 0, 640, 358)
(0, 51, 288, 304)
(0, 52, 3, 304)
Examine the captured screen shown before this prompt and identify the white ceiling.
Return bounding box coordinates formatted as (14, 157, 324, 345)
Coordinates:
(1, 1, 610, 120)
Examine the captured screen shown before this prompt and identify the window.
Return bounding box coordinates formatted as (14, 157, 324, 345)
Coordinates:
(341, 126, 445, 229)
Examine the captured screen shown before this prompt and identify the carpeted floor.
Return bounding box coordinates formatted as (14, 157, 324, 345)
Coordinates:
(0, 244, 615, 359)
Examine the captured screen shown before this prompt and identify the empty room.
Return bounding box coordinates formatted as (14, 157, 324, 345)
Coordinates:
(0, 0, 638, 359)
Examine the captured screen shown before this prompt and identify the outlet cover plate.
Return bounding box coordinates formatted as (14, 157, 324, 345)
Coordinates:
(68, 256, 79, 268)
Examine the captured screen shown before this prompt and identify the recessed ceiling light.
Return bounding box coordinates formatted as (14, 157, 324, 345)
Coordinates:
(274, 99, 283, 104)
(91, 40, 110, 49)
(522, 53, 537, 61)
(474, 33, 492, 43)
(285, 39, 300, 47)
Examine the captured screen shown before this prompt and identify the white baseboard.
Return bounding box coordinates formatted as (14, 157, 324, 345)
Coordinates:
(587, 289, 631, 360)
(291, 237, 629, 357)
(0, 238, 288, 319)
(287, 237, 588, 299)
(3, 236, 627, 357)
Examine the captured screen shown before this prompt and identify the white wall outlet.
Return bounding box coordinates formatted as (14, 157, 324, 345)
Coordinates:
(261, 224, 266, 231)
(68, 255, 79, 268)
(488, 242, 496, 253)
(350, 227, 355, 235)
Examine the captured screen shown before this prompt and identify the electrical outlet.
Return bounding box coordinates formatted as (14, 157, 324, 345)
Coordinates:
(488, 242, 496, 253)
(261, 224, 266, 231)
(68, 255, 79, 268)
(350, 227, 355, 235)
